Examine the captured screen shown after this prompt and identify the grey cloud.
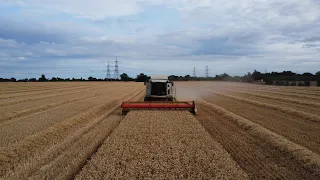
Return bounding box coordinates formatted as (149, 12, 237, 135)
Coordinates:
(135, 27, 147, 33)
(191, 31, 265, 56)
(303, 44, 320, 48)
(0, 52, 10, 58)
(231, 32, 265, 44)
(22, 0, 142, 18)
(0, 19, 67, 44)
(0, 38, 20, 47)
(304, 36, 320, 42)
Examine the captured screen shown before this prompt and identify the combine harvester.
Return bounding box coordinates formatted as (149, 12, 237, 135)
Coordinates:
(121, 75, 197, 115)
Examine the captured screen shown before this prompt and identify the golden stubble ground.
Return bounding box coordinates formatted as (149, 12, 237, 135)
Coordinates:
(76, 111, 248, 179)
(0, 81, 319, 179)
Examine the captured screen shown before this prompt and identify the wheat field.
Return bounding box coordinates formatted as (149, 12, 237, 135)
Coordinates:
(0, 82, 319, 179)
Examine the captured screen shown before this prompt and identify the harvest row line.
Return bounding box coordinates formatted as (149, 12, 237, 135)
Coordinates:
(0, 86, 145, 179)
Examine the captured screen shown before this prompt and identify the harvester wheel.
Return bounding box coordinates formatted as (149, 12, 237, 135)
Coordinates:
(193, 106, 198, 115)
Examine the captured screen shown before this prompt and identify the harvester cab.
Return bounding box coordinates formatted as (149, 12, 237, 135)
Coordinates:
(144, 75, 175, 102)
(121, 75, 197, 115)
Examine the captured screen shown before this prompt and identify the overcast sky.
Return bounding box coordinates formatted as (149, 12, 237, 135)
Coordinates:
(0, 0, 319, 79)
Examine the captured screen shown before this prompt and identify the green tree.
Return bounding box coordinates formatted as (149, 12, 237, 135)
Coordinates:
(136, 73, 148, 82)
(184, 75, 191, 81)
(28, 78, 37, 82)
(220, 73, 231, 80)
(38, 74, 47, 82)
(252, 70, 263, 81)
(242, 72, 253, 83)
(120, 73, 130, 81)
(302, 72, 313, 76)
(316, 71, 320, 86)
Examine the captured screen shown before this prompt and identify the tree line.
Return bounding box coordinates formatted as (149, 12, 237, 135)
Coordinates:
(167, 70, 320, 86)
(1, 71, 319, 86)
(0, 73, 150, 82)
